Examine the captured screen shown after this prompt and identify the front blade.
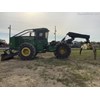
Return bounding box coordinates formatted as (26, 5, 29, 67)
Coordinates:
(1, 54, 14, 61)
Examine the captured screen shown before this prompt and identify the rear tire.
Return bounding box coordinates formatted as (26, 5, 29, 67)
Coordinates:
(54, 43, 71, 59)
(18, 43, 36, 60)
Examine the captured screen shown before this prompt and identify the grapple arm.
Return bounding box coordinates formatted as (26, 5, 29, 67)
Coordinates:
(67, 32, 90, 43)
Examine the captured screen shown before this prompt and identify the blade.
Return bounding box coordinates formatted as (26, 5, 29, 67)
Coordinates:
(1, 54, 14, 61)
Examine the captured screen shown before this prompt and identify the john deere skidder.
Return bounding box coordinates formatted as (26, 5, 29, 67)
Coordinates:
(1, 28, 91, 61)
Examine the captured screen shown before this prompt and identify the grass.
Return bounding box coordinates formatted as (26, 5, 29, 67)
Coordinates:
(33, 48, 100, 67)
(37, 49, 100, 86)
(70, 48, 100, 63)
(0, 49, 3, 53)
(0, 48, 100, 86)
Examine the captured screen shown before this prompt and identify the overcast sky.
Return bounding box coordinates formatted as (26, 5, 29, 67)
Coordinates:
(0, 12, 100, 43)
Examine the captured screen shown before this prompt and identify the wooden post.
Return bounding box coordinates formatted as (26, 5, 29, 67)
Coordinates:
(93, 47, 96, 60)
(80, 48, 82, 55)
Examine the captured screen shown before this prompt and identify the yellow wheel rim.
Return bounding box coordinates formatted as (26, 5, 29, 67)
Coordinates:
(60, 48, 66, 54)
(21, 47, 31, 56)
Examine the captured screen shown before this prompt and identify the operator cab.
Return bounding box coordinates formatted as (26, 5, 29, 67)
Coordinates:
(33, 28, 49, 39)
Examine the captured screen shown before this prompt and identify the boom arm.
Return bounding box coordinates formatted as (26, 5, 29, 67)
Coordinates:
(67, 32, 90, 42)
(61, 32, 90, 43)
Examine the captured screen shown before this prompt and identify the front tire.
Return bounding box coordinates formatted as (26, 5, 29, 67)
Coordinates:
(18, 43, 36, 60)
(54, 43, 71, 59)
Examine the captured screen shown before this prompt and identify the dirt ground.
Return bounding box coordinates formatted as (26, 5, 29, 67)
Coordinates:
(0, 49, 100, 87)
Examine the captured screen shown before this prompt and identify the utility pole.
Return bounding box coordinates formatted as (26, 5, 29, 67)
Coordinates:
(54, 26, 56, 41)
(8, 25, 11, 44)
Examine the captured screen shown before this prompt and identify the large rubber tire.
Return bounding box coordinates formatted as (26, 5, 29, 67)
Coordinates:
(54, 43, 71, 59)
(18, 43, 36, 60)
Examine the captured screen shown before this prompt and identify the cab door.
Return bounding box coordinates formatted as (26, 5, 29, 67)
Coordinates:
(35, 32, 48, 52)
